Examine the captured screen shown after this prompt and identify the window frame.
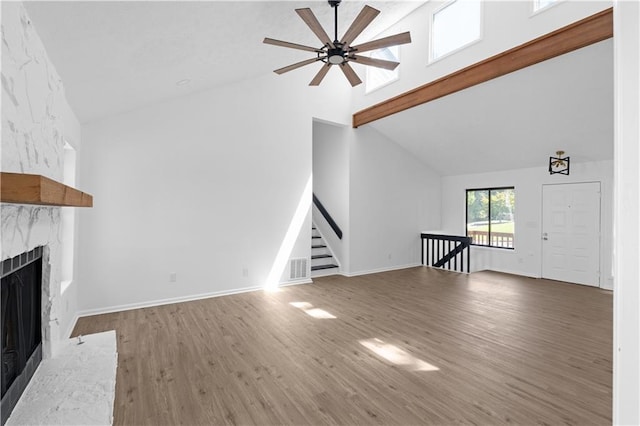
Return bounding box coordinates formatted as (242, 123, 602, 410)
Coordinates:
(429, 0, 483, 64)
(531, 0, 560, 15)
(365, 45, 400, 94)
(465, 186, 515, 250)
(61, 140, 77, 294)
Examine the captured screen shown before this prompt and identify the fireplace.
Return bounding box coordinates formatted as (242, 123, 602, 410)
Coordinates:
(1, 247, 43, 426)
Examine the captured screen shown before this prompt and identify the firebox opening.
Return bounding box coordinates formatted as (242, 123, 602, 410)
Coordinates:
(1, 247, 43, 426)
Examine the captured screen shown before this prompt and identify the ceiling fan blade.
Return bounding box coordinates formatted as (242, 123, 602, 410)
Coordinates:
(350, 31, 412, 54)
(263, 38, 323, 53)
(349, 55, 399, 71)
(274, 57, 322, 75)
(339, 63, 362, 87)
(309, 64, 332, 86)
(340, 5, 380, 46)
(296, 8, 335, 49)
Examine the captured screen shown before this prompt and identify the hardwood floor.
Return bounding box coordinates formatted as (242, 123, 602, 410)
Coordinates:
(73, 268, 612, 425)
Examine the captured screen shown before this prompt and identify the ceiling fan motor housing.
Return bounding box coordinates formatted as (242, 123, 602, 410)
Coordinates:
(327, 46, 346, 64)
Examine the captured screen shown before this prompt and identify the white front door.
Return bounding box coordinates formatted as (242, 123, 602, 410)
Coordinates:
(542, 182, 601, 287)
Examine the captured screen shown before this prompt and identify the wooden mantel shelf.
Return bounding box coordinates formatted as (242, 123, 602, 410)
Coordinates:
(1, 172, 93, 207)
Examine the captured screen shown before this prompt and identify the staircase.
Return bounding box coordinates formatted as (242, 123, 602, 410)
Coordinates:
(311, 226, 339, 277)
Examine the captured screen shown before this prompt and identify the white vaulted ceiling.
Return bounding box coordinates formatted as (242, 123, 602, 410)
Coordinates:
(23, 1, 425, 123)
(369, 39, 614, 175)
(21, 1, 613, 176)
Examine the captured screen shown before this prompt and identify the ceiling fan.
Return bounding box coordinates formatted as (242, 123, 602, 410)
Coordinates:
(264, 0, 412, 87)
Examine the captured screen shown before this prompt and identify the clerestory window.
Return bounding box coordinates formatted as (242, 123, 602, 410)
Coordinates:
(533, 0, 558, 12)
(366, 45, 400, 93)
(431, 0, 482, 62)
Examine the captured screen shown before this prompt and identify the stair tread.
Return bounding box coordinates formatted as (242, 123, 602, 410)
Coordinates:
(312, 245, 327, 249)
(312, 254, 333, 259)
(311, 264, 339, 271)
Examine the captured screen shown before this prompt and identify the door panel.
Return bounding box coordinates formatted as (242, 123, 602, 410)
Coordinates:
(542, 182, 601, 287)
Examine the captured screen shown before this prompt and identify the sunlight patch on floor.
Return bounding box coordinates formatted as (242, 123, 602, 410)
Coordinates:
(289, 301, 337, 319)
(359, 338, 439, 371)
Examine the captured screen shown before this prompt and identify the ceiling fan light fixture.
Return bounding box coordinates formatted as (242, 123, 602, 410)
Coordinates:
(549, 150, 570, 175)
(327, 48, 345, 64)
(264, 0, 412, 87)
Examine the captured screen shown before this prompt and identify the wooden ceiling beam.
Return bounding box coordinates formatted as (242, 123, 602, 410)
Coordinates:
(352, 7, 613, 128)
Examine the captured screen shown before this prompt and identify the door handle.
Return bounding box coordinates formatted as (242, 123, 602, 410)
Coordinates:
(542, 232, 548, 241)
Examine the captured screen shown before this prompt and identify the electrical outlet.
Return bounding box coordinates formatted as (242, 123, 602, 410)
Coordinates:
(242, 268, 249, 278)
(169, 272, 177, 282)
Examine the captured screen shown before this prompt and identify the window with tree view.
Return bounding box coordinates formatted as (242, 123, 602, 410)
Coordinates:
(466, 187, 515, 249)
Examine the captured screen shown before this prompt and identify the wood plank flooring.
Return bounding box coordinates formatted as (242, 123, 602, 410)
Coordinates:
(73, 268, 612, 425)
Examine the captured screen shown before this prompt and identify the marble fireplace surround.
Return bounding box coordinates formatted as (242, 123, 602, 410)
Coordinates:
(1, 2, 85, 360)
(1, 210, 59, 358)
(1, 5, 112, 422)
(1, 172, 92, 361)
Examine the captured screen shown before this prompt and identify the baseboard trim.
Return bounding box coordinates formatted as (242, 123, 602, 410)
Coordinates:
(476, 267, 540, 279)
(342, 263, 421, 278)
(63, 313, 80, 339)
(311, 268, 341, 279)
(600, 282, 613, 291)
(279, 278, 314, 288)
(76, 279, 313, 318)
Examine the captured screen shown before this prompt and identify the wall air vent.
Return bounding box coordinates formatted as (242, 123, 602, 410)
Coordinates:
(290, 258, 308, 280)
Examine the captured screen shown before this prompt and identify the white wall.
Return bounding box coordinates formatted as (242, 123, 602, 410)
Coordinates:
(312, 120, 442, 276)
(68, 0, 615, 315)
(351, 1, 612, 111)
(312, 120, 350, 269)
(441, 161, 614, 289)
(1, 2, 82, 356)
(348, 126, 441, 275)
(613, 1, 640, 423)
(77, 69, 352, 314)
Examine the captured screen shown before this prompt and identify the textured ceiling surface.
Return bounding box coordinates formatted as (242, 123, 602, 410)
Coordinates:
(370, 39, 614, 176)
(24, 1, 425, 123)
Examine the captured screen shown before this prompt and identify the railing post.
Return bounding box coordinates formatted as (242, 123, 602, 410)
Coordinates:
(454, 242, 458, 271)
(431, 239, 435, 266)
